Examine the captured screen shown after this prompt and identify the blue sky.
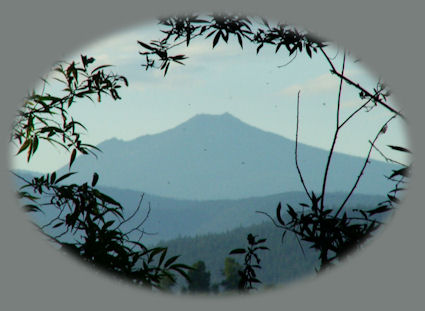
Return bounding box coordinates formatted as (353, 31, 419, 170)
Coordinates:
(10, 18, 409, 173)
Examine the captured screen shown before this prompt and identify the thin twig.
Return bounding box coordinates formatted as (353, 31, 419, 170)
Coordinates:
(320, 52, 346, 210)
(370, 141, 407, 166)
(124, 202, 152, 236)
(319, 47, 404, 119)
(294, 91, 312, 201)
(334, 115, 397, 217)
(115, 193, 145, 231)
(277, 51, 298, 68)
(256, 210, 285, 229)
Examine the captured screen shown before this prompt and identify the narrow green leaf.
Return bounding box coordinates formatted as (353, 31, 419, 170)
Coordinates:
(17, 139, 31, 155)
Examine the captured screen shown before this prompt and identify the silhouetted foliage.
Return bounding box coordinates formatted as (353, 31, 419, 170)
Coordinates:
(10, 14, 411, 294)
(11, 55, 192, 290)
(139, 13, 410, 273)
(229, 233, 269, 291)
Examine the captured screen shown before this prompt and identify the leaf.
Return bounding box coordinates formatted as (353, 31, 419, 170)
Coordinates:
(17, 139, 31, 155)
(389, 167, 409, 179)
(387, 194, 400, 204)
(212, 31, 221, 48)
(306, 45, 312, 58)
(102, 220, 115, 230)
(90, 64, 111, 74)
(55, 172, 76, 184)
(256, 43, 264, 54)
(91, 172, 99, 187)
(229, 248, 246, 255)
(50, 172, 56, 184)
(164, 255, 179, 268)
(69, 149, 77, 169)
(287, 204, 298, 219)
(137, 41, 154, 51)
(236, 33, 243, 48)
(52, 222, 63, 229)
(367, 205, 391, 216)
(32, 136, 39, 154)
(158, 248, 167, 267)
(23, 204, 42, 213)
(388, 145, 411, 153)
(276, 202, 285, 225)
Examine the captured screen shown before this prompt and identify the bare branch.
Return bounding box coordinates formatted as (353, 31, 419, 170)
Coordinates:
(334, 115, 397, 217)
(319, 47, 403, 119)
(320, 52, 346, 210)
(294, 91, 312, 201)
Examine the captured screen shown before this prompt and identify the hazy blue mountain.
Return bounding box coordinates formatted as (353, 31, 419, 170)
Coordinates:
(52, 113, 397, 200)
(12, 170, 386, 245)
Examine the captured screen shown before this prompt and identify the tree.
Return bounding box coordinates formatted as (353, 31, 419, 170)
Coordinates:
(185, 260, 211, 293)
(221, 257, 243, 291)
(137, 13, 409, 272)
(11, 55, 192, 290)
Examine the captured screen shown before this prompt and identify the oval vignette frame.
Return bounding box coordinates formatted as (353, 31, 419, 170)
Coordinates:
(0, 0, 422, 311)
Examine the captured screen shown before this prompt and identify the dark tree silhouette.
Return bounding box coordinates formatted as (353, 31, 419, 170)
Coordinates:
(185, 260, 211, 293)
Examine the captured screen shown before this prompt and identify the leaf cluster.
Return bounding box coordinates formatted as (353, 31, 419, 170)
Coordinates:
(272, 194, 383, 271)
(17, 171, 192, 288)
(12, 55, 192, 290)
(137, 13, 324, 76)
(229, 233, 269, 291)
(11, 55, 128, 166)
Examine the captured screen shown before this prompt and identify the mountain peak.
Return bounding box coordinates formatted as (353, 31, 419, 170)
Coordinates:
(185, 112, 240, 122)
(59, 112, 396, 200)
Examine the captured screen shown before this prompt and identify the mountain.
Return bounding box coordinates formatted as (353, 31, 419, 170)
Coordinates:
(55, 112, 396, 200)
(12, 171, 387, 245)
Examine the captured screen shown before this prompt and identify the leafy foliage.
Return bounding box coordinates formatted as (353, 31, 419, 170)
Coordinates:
(229, 233, 269, 291)
(12, 55, 128, 166)
(140, 14, 409, 274)
(138, 14, 323, 76)
(11, 55, 191, 290)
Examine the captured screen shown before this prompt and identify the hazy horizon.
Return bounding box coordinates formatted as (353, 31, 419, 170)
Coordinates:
(9, 19, 409, 173)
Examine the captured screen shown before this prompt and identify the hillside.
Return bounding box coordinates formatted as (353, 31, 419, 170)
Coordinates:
(13, 170, 387, 245)
(154, 221, 320, 290)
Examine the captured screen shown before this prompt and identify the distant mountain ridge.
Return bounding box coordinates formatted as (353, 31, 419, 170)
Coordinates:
(53, 113, 396, 200)
(13, 170, 386, 245)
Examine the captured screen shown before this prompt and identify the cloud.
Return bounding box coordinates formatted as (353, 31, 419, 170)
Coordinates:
(280, 73, 340, 96)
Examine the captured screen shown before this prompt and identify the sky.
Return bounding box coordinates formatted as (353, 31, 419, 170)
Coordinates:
(9, 17, 410, 173)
